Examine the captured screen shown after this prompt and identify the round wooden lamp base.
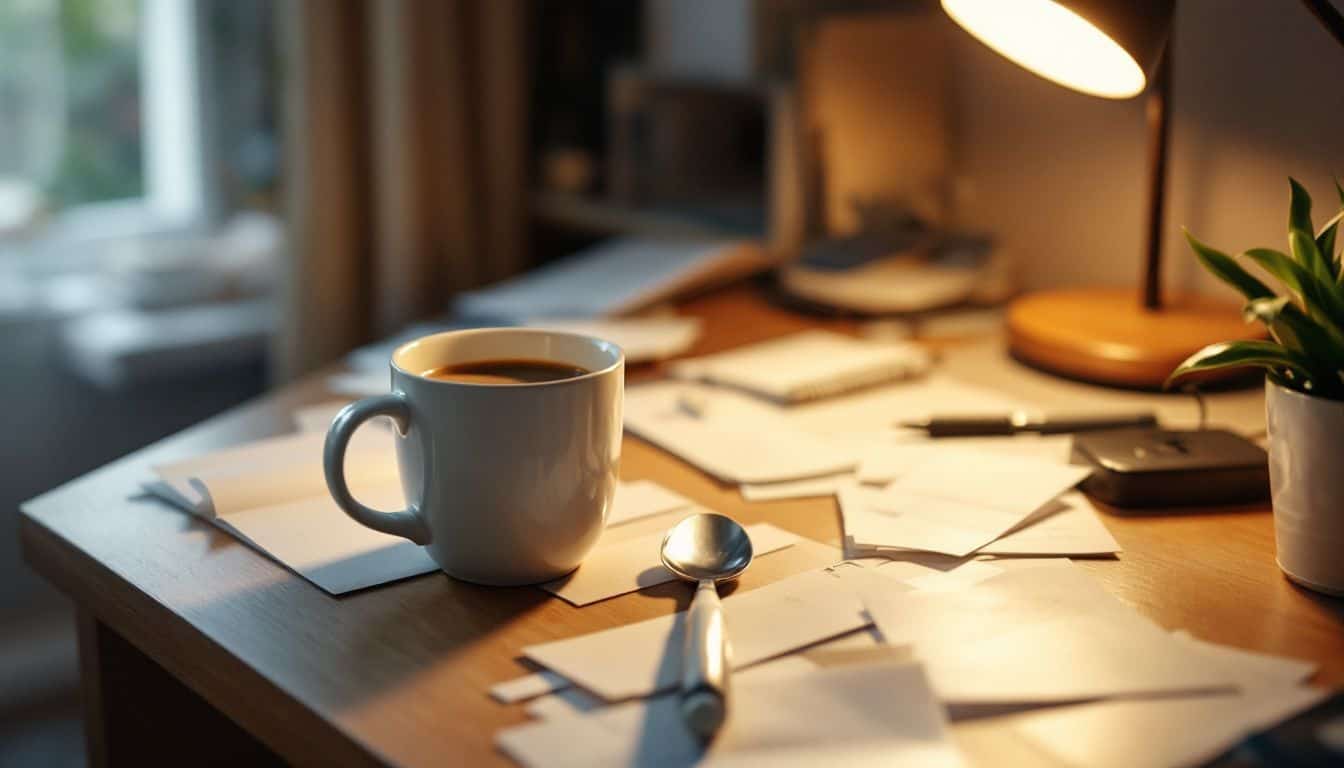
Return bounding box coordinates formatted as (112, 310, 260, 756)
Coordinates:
(1006, 288, 1263, 389)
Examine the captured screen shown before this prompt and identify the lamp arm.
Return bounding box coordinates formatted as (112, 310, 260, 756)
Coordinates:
(1300, 0, 1344, 50)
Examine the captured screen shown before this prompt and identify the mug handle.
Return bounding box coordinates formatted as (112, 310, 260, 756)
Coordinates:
(323, 394, 431, 545)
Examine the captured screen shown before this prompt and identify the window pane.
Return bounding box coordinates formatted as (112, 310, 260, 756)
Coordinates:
(0, 0, 143, 209)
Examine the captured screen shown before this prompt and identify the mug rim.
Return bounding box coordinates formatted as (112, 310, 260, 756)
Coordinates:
(390, 327, 624, 389)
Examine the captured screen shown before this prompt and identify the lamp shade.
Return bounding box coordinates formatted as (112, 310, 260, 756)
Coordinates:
(941, 0, 1174, 99)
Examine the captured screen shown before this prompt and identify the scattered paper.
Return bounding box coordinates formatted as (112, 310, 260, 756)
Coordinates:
(607, 479, 692, 526)
(490, 670, 572, 704)
(669, 330, 931, 403)
(624, 382, 860, 484)
(541, 523, 801, 606)
(784, 375, 1028, 437)
(1172, 631, 1317, 691)
(523, 563, 898, 701)
(497, 662, 965, 768)
(1013, 687, 1328, 768)
(977, 493, 1119, 556)
(855, 434, 1075, 484)
(210, 486, 438, 593)
(151, 428, 397, 517)
(864, 563, 1238, 704)
(524, 688, 603, 720)
(849, 493, 1120, 559)
(740, 473, 855, 501)
(840, 449, 1091, 556)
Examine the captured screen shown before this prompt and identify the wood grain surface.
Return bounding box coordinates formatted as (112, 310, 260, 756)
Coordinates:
(21, 285, 1344, 767)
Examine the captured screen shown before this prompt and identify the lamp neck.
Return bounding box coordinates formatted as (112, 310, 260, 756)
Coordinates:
(1300, 0, 1344, 49)
(1141, 43, 1172, 311)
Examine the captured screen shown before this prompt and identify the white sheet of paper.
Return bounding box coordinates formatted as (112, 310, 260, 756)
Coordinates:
(608, 479, 692, 526)
(497, 662, 965, 768)
(1013, 687, 1328, 768)
(153, 428, 397, 516)
(1172, 631, 1318, 691)
(851, 493, 1119, 558)
(784, 376, 1028, 437)
(976, 493, 1119, 556)
(212, 484, 437, 594)
(623, 382, 860, 483)
(740, 473, 856, 501)
(840, 450, 1091, 556)
(540, 523, 801, 606)
(491, 670, 572, 704)
(864, 563, 1237, 704)
(524, 688, 604, 720)
(856, 434, 1075, 484)
(523, 563, 899, 701)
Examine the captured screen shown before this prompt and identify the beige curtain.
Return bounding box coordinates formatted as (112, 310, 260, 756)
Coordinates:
(274, 0, 530, 381)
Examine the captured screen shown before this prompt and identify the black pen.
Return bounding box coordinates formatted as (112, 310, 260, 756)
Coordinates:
(899, 411, 1158, 437)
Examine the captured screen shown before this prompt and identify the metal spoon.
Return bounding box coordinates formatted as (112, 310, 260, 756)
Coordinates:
(659, 512, 754, 740)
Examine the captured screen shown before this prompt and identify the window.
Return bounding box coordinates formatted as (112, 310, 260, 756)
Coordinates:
(0, 0, 210, 240)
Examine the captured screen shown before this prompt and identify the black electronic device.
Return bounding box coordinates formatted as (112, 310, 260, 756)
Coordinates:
(1071, 428, 1269, 510)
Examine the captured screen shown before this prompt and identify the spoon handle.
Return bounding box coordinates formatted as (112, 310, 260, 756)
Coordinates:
(681, 578, 728, 739)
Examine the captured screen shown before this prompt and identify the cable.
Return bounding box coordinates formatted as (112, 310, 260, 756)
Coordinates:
(1183, 386, 1208, 430)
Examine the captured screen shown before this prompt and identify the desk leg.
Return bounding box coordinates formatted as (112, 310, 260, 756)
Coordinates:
(76, 611, 283, 767)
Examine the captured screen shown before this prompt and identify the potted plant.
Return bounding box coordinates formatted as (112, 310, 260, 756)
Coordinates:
(1168, 178, 1344, 595)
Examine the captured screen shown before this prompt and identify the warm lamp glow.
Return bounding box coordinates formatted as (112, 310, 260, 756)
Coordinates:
(942, 0, 1147, 99)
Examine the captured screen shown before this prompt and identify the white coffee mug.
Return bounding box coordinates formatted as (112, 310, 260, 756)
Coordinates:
(324, 328, 624, 586)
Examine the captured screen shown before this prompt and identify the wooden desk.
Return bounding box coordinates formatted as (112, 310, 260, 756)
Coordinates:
(21, 286, 1344, 767)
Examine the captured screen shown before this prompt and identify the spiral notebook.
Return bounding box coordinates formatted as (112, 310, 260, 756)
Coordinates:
(669, 330, 931, 403)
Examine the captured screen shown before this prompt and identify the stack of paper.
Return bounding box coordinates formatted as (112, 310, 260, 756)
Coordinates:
(669, 330, 931, 403)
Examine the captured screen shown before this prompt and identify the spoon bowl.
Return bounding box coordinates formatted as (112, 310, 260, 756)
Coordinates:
(660, 513, 754, 583)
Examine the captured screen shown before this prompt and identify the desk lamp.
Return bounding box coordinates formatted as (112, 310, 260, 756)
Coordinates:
(941, 0, 1344, 388)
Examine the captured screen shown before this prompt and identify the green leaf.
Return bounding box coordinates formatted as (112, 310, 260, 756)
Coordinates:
(1317, 208, 1343, 278)
(1336, 177, 1344, 207)
(1245, 245, 1344, 332)
(1291, 227, 1336, 287)
(1183, 231, 1274, 300)
(1243, 296, 1344, 368)
(1165, 340, 1313, 389)
(1290, 177, 1314, 241)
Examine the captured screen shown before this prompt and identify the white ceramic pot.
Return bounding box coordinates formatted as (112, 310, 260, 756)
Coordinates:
(1265, 379, 1344, 595)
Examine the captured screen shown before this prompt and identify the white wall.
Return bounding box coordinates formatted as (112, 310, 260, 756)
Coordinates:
(951, 0, 1344, 298)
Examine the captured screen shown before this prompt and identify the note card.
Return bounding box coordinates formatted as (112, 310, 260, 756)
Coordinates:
(623, 382, 860, 484)
(1013, 687, 1327, 768)
(863, 562, 1237, 704)
(143, 429, 438, 595)
(848, 492, 1120, 559)
(607, 479, 692, 526)
(497, 662, 965, 768)
(840, 448, 1091, 556)
(523, 563, 899, 701)
(541, 522, 801, 606)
